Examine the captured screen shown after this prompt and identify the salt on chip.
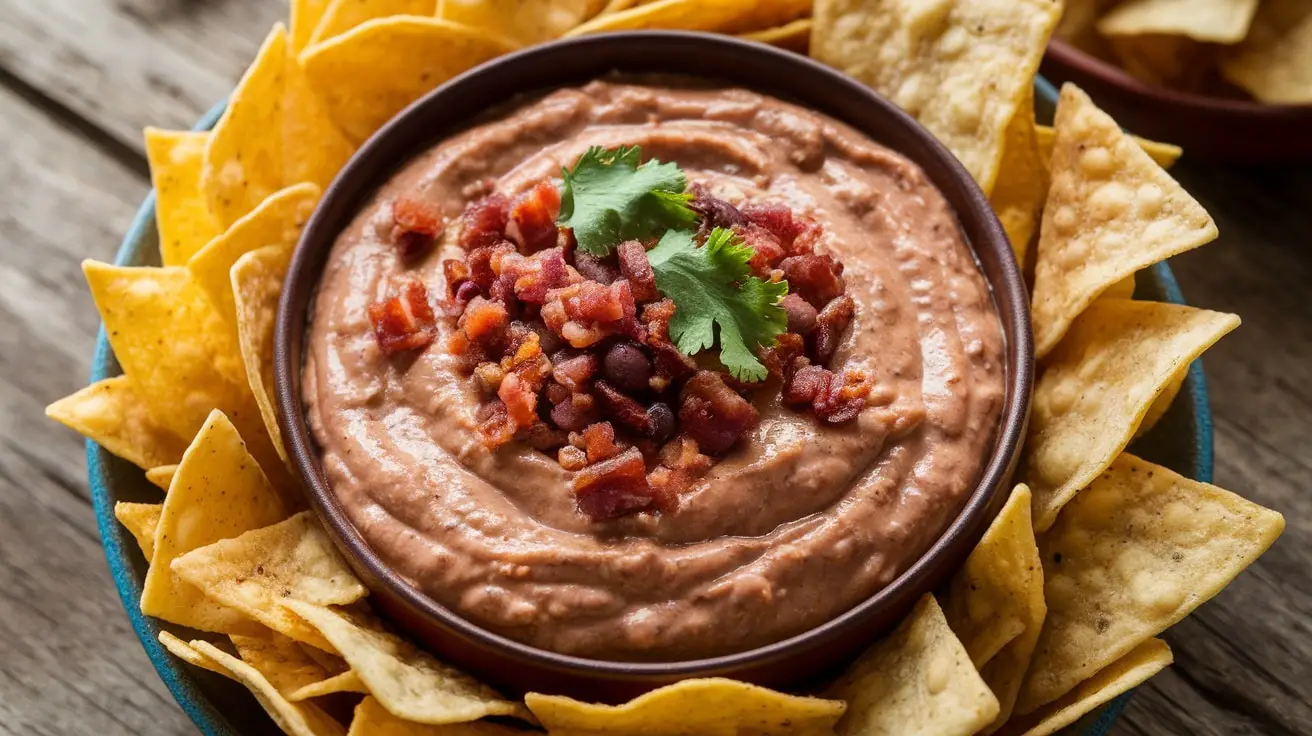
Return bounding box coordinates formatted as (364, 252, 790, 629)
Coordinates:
(285, 601, 530, 724)
(284, 40, 356, 191)
(1219, 0, 1312, 104)
(309, 0, 437, 47)
(145, 129, 220, 266)
(189, 639, 347, 736)
(232, 244, 297, 465)
(1022, 300, 1239, 531)
(45, 376, 187, 470)
(348, 696, 524, 736)
(828, 594, 999, 736)
(1034, 125, 1182, 170)
(291, 0, 333, 54)
(1002, 639, 1171, 736)
(439, 0, 605, 46)
(1030, 85, 1216, 359)
(115, 502, 162, 562)
(989, 88, 1047, 265)
(171, 511, 367, 652)
(292, 670, 368, 701)
(203, 25, 288, 229)
(527, 678, 845, 736)
(146, 464, 178, 491)
(232, 632, 338, 695)
(158, 631, 228, 676)
(810, 0, 1062, 194)
(300, 17, 516, 143)
(141, 410, 288, 634)
(1098, 0, 1259, 43)
(740, 18, 813, 52)
(1016, 453, 1283, 713)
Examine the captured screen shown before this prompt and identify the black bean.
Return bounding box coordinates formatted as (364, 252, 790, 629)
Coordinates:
(603, 341, 653, 393)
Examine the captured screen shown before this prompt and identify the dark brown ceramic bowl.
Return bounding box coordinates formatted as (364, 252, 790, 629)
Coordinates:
(1042, 39, 1312, 162)
(275, 31, 1033, 703)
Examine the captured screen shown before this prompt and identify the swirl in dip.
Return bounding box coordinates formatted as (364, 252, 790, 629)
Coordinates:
(303, 80, 1005, 661)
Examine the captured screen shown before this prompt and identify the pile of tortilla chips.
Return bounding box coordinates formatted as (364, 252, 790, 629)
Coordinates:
(46, 0, 1285, 734)
(1059, 0, 1312, 103)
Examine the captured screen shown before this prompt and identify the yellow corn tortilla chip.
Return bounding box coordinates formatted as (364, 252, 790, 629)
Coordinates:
(301, 17, 516, 143)
(1106, 33, 1213, 90)
(828, 594, 999, 736)
(1034, 125, 1182, 170)
(145, 129, 220, 266)
(943, 484, 1045, 671)
(232, 632, 338, 695)
(1030, 85, 1217, 359)
(1017, 453, 1283, 713)
(232, 244, 296, 465)
(115, 502, 162, 562)
(440, 0, 605, 46)
(285, 601, 530, 724)
(141, 410, 288, 634)
(291, 0, 333, 54)
(1100, 274, 1136, 300)
(977, 615, 1046, 733)
(990, 89, 1047, 266)
(527, 678, 845, 736)
(309, 0, 437, 46)
(171, 512, 367, 652)
(1138, 368, 1185, 437)
(45, 376, 187, 470)
(596, 0, 638, 14)
(1002, 639, 1171, 736)
(348, 696, 524, 736)
(1220, 0, 1312, 104)
(189, 639, 347, 736)
(1098, 0, 1259, 43)
(204, 25, 288, 229)
(158, 631, 229, 676)
(146, 464, 178, 491)
(811, 0, 1061, 194)
(564, 0, 757, 37)
(189, 183, 319, 331)
(291, 670, 368, 701)
(740, 18, 813, 52)
(285, 42, 356, 191)
(1022, 300, 1239, 531)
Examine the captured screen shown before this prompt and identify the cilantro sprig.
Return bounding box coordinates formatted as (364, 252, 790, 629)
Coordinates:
(557, 146, 698, 256)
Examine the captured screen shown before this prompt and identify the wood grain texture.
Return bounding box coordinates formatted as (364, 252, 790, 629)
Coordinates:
(0, 1, 1307, 732)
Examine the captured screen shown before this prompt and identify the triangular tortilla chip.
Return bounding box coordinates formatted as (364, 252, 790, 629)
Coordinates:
(1098, 0, 1259, 43)
(145, 129, 220, 266)
(232, 632, 338, 695)
(45, 376, 187, 470)
(308, 0, 437, 47)
(527, 679, 845, 736)
(158, 631, 228, 676)
(1219, 0, 1312, 104)
(811, 0, 1061, 193)
(439, 0, 604, 46)
(284, 47, 356, 191)
(203, 25, 288, 228)
(739, 18, 813, 52)
(1021, 300, 1239, 531)
(1137, 368, 1186, 438)
(171, 512, 367, 652)
(232, 245, 295, 464)
(146, 464, 178, 491)
(1017, 454, 1283, 713)
(189, 639, 347, 736)
(284, 601, 529, 724)
(291, 0, 333, 54)
(300, 17, 515, 143)
(291, 670, 368, 702)
(828, 594, 999, 736)
(1034, 125, 1182, 169)
(990, 89, 1048, 266)
(141, 411, 289, 634)
(347, 696, 525, 736)
(115, 502, 162, 562)
(566, 0, 768, 38)
(1001, 639, 1171, 736)
(1030, 85, 1217, 358)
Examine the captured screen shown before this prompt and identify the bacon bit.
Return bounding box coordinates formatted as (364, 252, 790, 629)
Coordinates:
(594, 380, 654, 436)
(690, 185, 745, 230)
(505, 181, 561, 254)
(552, 353, 599, 392)
(442, 259, 470, 299)
(478, 401, 517, 448)
(504, 247, 571, 304)
(519, 421, 567, 451)
(551, 394, 600, 431)
(760, 332, 807, 380)
(443, 280, 481, 318)
(573, 447, 668, 521)
(780, 293, 818, 335)
(813, 295, 855, 365)
(498, 372, 538, 427)
(473, 362, 504, 393)
(574, 252, 619, 284)
(578, 421, 627, 463)
(368, 280, 437, 355)
(782, 364, 831, 406)
(659, 435, 712, 474)
(678, 371, 759, 455)
(789, 217, 824, 255)
(783, 364, 867, 424)
(458, 193, 510, 250)
(741, 203, 797, 243)
(640, 299, 696, 387)
(542, 280, 637, 348)
(558, 445, 588, 471)
(391, 196, 443, 261)
(780, 253, 845, 308)
(458, 297, 509, 346)
(466, 241, 515, 291)
(617, 241, 659, 302)
(734, 223, 786, 275)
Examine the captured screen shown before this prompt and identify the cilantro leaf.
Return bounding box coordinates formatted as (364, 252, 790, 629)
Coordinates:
(647, 227, 789, 382)
(557, 146, 699, 256)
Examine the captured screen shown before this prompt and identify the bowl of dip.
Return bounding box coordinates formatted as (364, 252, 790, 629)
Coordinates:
(275, 30, 1032, 701)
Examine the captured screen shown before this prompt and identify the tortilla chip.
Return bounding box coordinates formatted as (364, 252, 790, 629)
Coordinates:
(285, 601, 530, 724)
(291, 670, 368, 701)
(990, 88, 1047, 265)
(188, 183, 319, 331)
(1030, 85, 1216, 359)
(45, 376, 187, 470)
(564, 0, 758, 37)
(141, 410, 289, 634)
(1138, 368, 1186, 437)
(1219, 0, 1312, 104)
(284, 43, 356, 191)
(348, 696, 525, 736)
(1022, 300, 1239, 531)
(158, 631, 228, 676)
(596, 0, 638, 14)
(740, 18, 813, 52)
(978, 617, 1046, 733)
(232, 632, 338, 695)
(203, 25, 288, 229)
(232, 245, 296, 465)
(527, 679, 845, 736)
(291, 0, 333, 54)
(1035, 125, 1182, 170)
(828, 594, 999, 736)
(146, 464, 178, 491)
(1002, 639, 1171, 736)
(115, 502, 163, 562)
(1016, 453, 1283, 713)
(309, 0, 437, 46)
(440, 0, 604, 45)
(301, 17, 516, 143)
(144, 129, 220, 266)
(189, 639, 347, 736)
(171, 512, 367, 652)
(1098, 0, 1259, 43)
(811, 0, 1061, 193)
(1107, 33, 1214, 91)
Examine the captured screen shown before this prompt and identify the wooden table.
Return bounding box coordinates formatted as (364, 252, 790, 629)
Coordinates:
(1, 1, 1307, 733)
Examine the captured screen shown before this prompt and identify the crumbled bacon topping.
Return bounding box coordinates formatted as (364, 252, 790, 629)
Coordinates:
(391, 196, 443, 261)
(459, 193, 510, 251)
(368, 280, 437, 355)
(505, 181, 562, 254)
(678, 371, 760, 456)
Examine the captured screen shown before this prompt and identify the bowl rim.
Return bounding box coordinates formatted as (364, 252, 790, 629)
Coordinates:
(273, 30, 1033, 680)
(1046, 38, 1312, 116)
